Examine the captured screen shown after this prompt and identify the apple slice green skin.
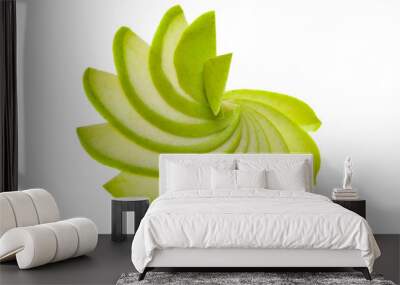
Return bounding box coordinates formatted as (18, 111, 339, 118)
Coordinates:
(211, 115, 242, 153)
(242, 105, 289, 153)
(204, 53, 232, 116)
(225, 90, 321, 180)
(104, 172, 159, 201)
(77, 123, 159, 177)
(114, 27, 236, 138)
(234, 117, 250, 153)
(231, 98, 320, 181)
(242, 114, 259, 152)
(243, 109, 270, 152)
(225, 89, 321, 132)
(149, 5, 215, 119)
(174, 11, 216, 104)
(83, 68, 241, 153)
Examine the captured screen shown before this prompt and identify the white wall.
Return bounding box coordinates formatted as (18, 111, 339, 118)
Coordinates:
(17, 0, 400, 233)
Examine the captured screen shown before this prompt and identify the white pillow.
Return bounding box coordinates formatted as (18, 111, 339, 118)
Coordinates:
(167, 163, 211, 191)
(237, 159, 310, 191)
(266, 162, 309, 191)
(165, 159, 236, 192)
(236, 169, 267, 189)
(211, 168, 236, 190)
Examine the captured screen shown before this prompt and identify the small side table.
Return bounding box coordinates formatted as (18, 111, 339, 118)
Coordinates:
(111, 197, 149, 242)
(332, 199, 366, 219)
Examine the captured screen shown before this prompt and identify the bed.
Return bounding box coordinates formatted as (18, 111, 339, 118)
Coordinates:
(131, 154, 380, 280)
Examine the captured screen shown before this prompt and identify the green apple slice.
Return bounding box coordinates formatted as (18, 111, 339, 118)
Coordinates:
(83, 68, 241, 153)
(243, 105, 288, 153)
(234, 99, 320, 179)
(174, 11, 216, 104)
(104, 172, 158, 201)
(243, 110, 270, 152)
(149, 5, 215, 118)
(234, 117, 250, 153)
(242, 114, 259, 152)
(219, 118, 243, 153)
(241, 118, 251, 153)
(77, 123, 158, 176)
(204, 53, 232, 116)
(211, 117, 241, 153)
(114, 27, 236, 137)
(224, 90, 321, 131)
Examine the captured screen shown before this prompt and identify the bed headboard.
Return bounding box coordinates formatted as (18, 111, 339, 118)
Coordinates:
(159, 154, 314, 195)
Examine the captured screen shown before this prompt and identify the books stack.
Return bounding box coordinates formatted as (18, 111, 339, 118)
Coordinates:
(332, 188, 359, 200)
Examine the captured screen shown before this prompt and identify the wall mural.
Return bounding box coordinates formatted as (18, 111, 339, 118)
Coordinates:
(76, 5, 321, 200)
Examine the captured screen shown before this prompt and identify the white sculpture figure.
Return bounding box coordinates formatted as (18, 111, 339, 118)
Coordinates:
(342, 156, 353, 190)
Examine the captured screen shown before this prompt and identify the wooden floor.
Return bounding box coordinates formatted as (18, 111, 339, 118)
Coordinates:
(0, 235, 398, 285)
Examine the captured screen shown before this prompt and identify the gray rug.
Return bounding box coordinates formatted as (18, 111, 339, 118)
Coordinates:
(116, 272, 396, 285)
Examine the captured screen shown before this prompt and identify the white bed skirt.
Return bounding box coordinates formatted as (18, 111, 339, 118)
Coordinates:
(148, 248, 366, 268)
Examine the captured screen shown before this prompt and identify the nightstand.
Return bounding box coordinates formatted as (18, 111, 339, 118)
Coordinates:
(332, 199, 366, 219)
(111, 197, 149, 241)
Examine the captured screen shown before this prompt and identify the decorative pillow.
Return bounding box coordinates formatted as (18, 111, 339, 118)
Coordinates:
(211, 168, 237, 190)
(236, 169, 267, 189)
(166, 163, 211, 191)
(237, 159, 310, 191)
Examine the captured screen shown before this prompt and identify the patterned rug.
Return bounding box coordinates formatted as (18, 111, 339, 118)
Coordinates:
(116, 271, 396, 285)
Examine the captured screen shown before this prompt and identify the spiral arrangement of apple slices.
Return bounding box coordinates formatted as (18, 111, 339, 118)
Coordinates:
(77, 6, 321, 200)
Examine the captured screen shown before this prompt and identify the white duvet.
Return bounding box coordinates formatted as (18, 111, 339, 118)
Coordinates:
(131, 190, 380, 272)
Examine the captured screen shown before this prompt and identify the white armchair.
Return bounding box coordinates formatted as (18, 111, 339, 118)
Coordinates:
(0, 189, 98, 269)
